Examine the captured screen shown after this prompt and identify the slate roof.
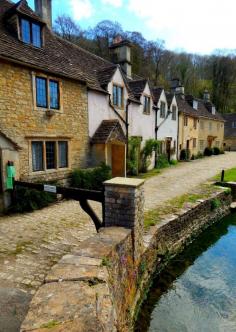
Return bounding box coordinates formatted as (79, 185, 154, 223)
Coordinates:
(91, 120, 126, 144)
(176, 96, 199, 118)
(223, 113, 236, 137)
(128, 79, 147, 99)
(0, 0, 141, 100)
(185, 95, 224, 121)
(152, 88, 163, 104)
(166, 92, 175, 108)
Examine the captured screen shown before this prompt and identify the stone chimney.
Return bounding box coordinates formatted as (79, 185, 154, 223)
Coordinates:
(109, 36, 132, 79)
(170, 78, 185, 97)
(203, 90, 210, 102)
(34, 0, 52, 28)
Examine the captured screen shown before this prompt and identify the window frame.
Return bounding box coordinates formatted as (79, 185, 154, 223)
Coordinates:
(30, 139, 69, 173)
(160, 101, 166, 118)
(143, 95, 151, 115)
(172, 105, 177, 120)
(193, 118, 198, 130)
(20, 18, 42, 48)
(33, 73, 63, 112)
(112, 83, 124, 109)
(184, 116, 188, 127)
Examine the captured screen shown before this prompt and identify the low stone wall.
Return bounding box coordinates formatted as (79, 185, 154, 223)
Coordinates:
(21, 185, 232, 332)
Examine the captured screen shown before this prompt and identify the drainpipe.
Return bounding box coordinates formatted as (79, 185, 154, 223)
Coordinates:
(125, 99, 131, 168)
(154, 105, 159, 168)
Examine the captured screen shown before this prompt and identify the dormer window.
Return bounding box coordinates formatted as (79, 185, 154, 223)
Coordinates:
(143, 96, 151, 114)
(21, 18, 42, 48)
(232, 121, 236, 128)
(212, 107, 216, 115)
(113, 84, 124, 109)
(193, 100, 198, 110)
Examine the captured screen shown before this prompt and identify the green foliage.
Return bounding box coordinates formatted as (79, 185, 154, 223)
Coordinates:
(140, 139, 160, 173)
(213, 147, 220, 155)
(101, 257, 111, 267)
(196, 151, 204, 159)
(127, 137, 141, 175)
(204, 147, 213, 156)
(71, 163, 111, 190)
(156, 154, 169, 169)
(9, 187, 56, 213)
(180, 149, 191, 161)
(169, 159, 178, 166)
(211, 198, 221, 211)
(191, 154, 196, 160)
(215, 167, 236, 182)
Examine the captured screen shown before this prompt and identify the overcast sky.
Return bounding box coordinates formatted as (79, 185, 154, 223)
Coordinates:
(20, 0, 236, 55)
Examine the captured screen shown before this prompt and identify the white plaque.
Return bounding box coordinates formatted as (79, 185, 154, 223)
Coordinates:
(44, 185, 57, 194)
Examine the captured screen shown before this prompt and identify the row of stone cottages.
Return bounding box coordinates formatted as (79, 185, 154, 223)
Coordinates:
(0, 0, 225, 210)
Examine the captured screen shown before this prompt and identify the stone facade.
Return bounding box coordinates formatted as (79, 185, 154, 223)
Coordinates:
(198, 118, 224, 152)
(0, 60, 89, 187)
(20, 181, 232, 332)
(178, 112, 199, 157)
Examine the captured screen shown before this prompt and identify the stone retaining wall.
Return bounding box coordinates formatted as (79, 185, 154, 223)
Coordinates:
(21, 185, 232, 332)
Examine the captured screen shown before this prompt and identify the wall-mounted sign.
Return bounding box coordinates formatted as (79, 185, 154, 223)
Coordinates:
(44, 185, 57, 194)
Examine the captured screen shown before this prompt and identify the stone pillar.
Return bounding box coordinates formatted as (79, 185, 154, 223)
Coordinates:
(104, 177, 144, 260)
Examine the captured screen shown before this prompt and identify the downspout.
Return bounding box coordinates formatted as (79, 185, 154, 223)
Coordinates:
(177, 110, 180, 160)
(154, 105, 159, 168)
(125, 99, 131, 170)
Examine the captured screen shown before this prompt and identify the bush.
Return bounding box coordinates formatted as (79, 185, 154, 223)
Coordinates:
(169, 159, 178, 166)
(196, 151, 204, 159)
(156, 154, 169, 169)
(180, 149, 190, 161)
(8, 186, 56, 213)
(213, 147, 220, 155)
(127, 137, 141, 176)
(140, 139, 160, 173)
(191, 154, 195, 160)
(71, 163, 111, 190)
(204, 147, 213, 156)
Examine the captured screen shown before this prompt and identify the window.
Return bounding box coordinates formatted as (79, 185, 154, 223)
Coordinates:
(172, 106, 177, 120)
(199, 140, 204, 151)
(46, 142, 56, 169)
(160, 102, 166, 118)
(232, 121, 236, 128)
(36, 77, 47, 108)
(31, 141, 68, 172)
(58, 141, 68, 168)
(194, 119, 198, 129)
(143, 96, 151, 114)
(49, 80, 59, 109)
(209, 122, 212, 131)
(35, 76, 60, 110)
(21, 19, 42, 47)
(184, 116, 188, 126)
(200, 120, 204, 130)
(113, 85, 123, 108)
(32, 142, 43, 172)
(193, 138, 197, 148)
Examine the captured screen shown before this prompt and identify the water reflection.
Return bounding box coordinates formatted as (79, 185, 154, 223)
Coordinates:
(135, 213, 236, 332)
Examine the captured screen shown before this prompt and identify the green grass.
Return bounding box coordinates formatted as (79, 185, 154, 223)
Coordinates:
(215, 168, 236, 182)
(144, 184, 220, 230)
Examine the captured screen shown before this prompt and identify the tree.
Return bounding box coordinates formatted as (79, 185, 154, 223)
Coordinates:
(54, 15, 82, 42)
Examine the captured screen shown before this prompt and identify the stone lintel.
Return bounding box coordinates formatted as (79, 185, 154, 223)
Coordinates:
(104, 177, 144, 188)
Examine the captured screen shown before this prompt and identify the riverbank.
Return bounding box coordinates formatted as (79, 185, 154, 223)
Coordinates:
(20, 182, 232, 332)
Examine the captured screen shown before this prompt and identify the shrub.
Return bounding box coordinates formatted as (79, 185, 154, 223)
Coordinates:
(204, 147, 213, 156)
(196, 151, 204, 159)
(140, 139, 160, 173)
(156, 154, 169, 169)
(8, 186, 56, 213)
(71, 163, 111, 190)
(127, 137, 141, 175)
(213, 147, 220, 155)
(169, 159, 178, 166)
(211, 198, 221, 211)
(180, 149, 190, 161)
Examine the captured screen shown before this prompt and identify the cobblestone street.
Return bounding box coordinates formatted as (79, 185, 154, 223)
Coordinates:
(0, 152, 236, 331)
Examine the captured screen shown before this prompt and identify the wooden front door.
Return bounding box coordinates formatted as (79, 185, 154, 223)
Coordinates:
(111, 144, 125, 177)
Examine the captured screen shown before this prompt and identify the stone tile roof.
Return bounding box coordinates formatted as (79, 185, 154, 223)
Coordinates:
(152, 87, 163, 104)
(166, 92, 175, 108)
(0, 0, 122, 96)
(223, 113, 236, 137)
(97, 65, 117, 88)
(176, 96, 199, 118)
(0, 130, 21, 150)
(91, 120, 126, 144)
(185, 95, 224, 121)
(128, 79, 147, 99)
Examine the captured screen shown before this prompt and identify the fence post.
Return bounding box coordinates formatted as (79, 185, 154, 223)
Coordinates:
(104, 177, 144, 261)
(221, 170, 225, 182)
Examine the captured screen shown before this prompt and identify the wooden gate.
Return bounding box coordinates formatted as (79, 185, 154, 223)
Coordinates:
(14, 181, 104, 231)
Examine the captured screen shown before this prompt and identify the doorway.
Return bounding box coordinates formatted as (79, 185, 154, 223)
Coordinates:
(111, 144, 126, 177)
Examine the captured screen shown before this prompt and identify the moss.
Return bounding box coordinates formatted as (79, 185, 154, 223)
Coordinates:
(101, 256, 111, 267)
(40, 320, 60, 329)
(211, 198, 221, 211)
